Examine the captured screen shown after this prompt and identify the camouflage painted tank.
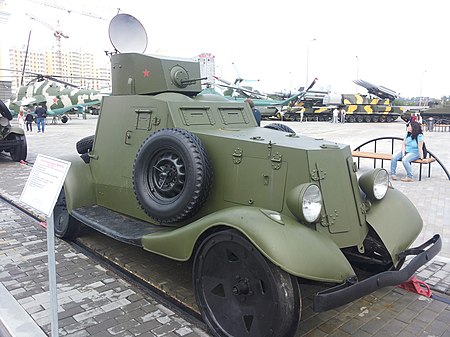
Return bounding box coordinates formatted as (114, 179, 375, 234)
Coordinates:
(53, 14, 441, 337)
(283, 79, 405, 123)
(325, 93, 404, 122)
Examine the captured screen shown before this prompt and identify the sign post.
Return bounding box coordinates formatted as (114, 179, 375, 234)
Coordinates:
(20, 154, 71, 337)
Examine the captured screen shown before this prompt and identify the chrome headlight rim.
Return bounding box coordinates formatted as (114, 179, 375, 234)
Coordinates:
(359, 168, 389, 201)
(287, 183, 323, 223)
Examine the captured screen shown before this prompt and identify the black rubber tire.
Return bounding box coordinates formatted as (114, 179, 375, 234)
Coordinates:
(9, 134, 27, 162)
(264, 123, 295, 133)
(61, 115, 69, 123)
(133, 128, 213, 224)
(347, 115, 356, 123)
(53, 189, 80, 239)
(76, 135, 95, 154)
(0, 99, 12, 120)
(80, 153, 90, 164)
(193, 229, 301, 337)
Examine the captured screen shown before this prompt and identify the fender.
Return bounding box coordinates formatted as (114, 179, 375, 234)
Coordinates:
(366, 187, 422, 263)
(142, 206, 356, 283)
(7, 126, 26, 136)
(61, 154, 96, 211)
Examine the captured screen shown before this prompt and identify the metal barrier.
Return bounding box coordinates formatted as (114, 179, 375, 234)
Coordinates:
(353, 136, 450, 180)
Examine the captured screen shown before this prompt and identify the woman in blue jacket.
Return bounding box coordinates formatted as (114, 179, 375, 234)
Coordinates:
(390, 121, 424, 182)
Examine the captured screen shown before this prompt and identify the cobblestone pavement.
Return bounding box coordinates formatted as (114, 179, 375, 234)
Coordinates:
(0, 200, 209, 337)
(1, 117, 450, 336)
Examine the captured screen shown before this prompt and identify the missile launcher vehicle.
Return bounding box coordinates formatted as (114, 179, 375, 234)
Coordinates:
(283, 79, 405, 122)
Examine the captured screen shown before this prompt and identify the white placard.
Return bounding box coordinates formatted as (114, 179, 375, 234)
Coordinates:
(20, 154, 71, 217)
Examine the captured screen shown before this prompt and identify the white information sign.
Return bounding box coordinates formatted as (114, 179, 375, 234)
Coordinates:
(20, 154, 71, 217)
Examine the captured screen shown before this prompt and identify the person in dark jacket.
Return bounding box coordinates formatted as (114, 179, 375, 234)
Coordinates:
(25, 110, 34, 131)
(244, 98, 261, 126)
(35, 105, 47, 133)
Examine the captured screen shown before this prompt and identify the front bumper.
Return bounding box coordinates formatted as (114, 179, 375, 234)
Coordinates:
(314, 234, 441, 312)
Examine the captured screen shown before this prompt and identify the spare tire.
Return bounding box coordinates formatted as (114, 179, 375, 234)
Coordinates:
(76, 135, 95, 154)
(264, 123, 295, 133)
(133, 128, 213, 224)
(0, 99, 12, 121)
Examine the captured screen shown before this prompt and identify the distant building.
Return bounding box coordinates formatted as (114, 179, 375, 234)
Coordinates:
(7, 47, 111, 92)
(195, 53, 215, 87)
(0, 0, 11, 82)
(0, 80, 12, 102)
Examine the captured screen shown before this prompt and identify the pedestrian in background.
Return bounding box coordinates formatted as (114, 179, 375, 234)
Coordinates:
(244, 98, 261, 126)
(25, 110, 34, 132)
(332, 108, 339, 123)
(340, 108, 346, 123)
(35, 104, 47, 133)
(17, 110, 25, 130)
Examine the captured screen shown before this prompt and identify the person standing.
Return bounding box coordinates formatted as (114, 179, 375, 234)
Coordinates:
(390, 121, 424, 182)
(25, 110, 34, 132)
(244, 98, 261, 126)
(17, 110, 25, 130)
(416, 112, 423, 125)
(35, 104, 47, 133)
(332, 108, 339, 123)
(340, 108, 346, 123)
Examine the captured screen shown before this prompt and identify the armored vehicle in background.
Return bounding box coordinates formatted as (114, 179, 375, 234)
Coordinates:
(412, 100, 450, 123)
(283, 79, 405, 122)
(0, 99, 27, 162)
(54, 14, 441, 337)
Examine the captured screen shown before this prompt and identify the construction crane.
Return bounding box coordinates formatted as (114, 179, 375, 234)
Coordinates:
(25, 0, 109, 21)
(25, 12, 68, 76)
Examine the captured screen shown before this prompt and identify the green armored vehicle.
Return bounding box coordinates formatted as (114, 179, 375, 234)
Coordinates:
(54, 14, 441, 337)
(0, 99, 27, 162)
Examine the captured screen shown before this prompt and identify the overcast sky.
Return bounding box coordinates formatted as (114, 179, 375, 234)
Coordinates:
(3, 0, 449, 98)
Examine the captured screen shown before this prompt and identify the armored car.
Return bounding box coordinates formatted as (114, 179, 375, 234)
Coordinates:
(54, 14, 441, 337)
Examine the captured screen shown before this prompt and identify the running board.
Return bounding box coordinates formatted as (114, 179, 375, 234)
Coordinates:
(71, 205, 171, 247)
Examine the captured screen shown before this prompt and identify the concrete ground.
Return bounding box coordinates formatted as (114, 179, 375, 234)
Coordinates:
(0, 116, 449, 336)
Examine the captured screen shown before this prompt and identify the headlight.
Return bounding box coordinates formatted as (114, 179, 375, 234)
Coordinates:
(287, 184, 323, 223)
(358, 168, 389, 201)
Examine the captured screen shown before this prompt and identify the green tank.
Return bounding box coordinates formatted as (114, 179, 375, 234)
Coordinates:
(54, 14, 441, 337)
(402, 100, 450, 123)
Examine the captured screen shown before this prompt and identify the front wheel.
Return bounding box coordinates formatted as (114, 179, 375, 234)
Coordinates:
(9, 134, 27, 162)
(53, 189, 80, 239)
(61, 115, 69, 123)
(193, 229, 301, 337)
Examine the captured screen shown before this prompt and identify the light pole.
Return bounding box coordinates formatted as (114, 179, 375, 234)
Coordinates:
(306, 38, 316, 88)
(355, 55, 359, 93)
(419, 70, 426, 106)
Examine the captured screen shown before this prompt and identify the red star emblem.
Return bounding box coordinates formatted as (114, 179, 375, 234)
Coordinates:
(143, 69, 150, 77)
(53, 97, 59, 104)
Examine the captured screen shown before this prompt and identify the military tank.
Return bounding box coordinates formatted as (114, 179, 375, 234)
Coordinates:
(53, 14, 441, 337)
(402, 100, 450, 123)
(283, 79, 405, 122)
